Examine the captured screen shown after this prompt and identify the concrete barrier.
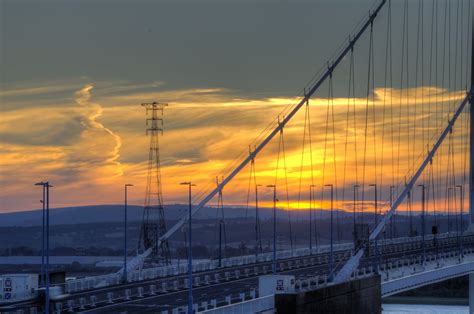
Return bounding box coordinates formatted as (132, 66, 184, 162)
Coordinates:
(161, 282, 168, 293)
(107, 292, 114, 304)
(124, 288, 131, 300)
(304, 279, 310, 287)
(67, 299, 75, 312)
(54, 302, 63, 314)
(322, 275, 328, 285)
(137, 286, 144, 298)
(250, 289, 256, 299)
(244, 268, 250, 277)
(295, 279, 301, 289)
(79, 297, 86, 310)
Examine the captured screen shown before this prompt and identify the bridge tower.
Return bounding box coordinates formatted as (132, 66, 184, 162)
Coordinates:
(470, 0, 474, 228)
(469, 3, 474, 314)
(138, 101, 171, 265)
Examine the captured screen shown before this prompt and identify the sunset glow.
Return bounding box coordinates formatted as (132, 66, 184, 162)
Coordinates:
(0, 81, 467, 213)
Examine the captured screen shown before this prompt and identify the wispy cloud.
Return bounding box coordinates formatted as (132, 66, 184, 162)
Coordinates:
(0, 80, 468, 213)
(74, 84, 123, 167)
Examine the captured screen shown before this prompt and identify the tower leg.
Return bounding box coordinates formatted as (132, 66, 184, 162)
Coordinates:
(470, 0, 474, 229)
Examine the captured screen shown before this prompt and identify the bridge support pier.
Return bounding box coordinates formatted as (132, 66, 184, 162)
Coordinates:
(275, 275, 381, 314)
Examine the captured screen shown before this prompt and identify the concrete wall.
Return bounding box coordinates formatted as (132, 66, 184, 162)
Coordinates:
(275, 275, 381, 314)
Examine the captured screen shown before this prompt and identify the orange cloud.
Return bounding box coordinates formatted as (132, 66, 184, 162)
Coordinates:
(0, 81, 468, 216)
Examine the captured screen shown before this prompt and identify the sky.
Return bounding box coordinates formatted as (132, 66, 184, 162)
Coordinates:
(0, 0, 471, 213)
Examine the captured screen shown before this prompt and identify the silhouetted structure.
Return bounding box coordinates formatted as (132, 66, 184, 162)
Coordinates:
(138, 102, 171, 265)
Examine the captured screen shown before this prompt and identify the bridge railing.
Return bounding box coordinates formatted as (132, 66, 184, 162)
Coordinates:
(63, 231, 472, 293)
(56, 238, 474, 313)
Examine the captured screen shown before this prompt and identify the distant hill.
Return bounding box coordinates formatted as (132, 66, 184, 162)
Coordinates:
(0, 204, 353, 227)
(0, 204, 234, 226)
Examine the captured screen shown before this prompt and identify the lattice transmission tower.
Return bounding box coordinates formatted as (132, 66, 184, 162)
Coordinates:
(138, 101, 171, 265)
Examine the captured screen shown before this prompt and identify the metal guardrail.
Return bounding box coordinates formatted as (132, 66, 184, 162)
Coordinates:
(381, 248, 474, 297)
(47, 244, 474, 313)
(64, 232, 474, 294)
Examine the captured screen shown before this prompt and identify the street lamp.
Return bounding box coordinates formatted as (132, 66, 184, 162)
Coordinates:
(324, 184, 334, 281)
(418, 184, 426, 264)
(309, 185, 316, 253)
(34, 182, 46, 287)
(456, 185, 464, 258)
(369, 184, 378, 226)
(369, 184, 379, 274)
(255, 184, 262, 256)
(123, 184, 133, 283)
(180, 182, 196, 314)
(448, 187, 453, 233)
(266, 185, 277, 274)
(389, 186, 395, 239)
(353, 185, 360, 246)
(35, 181, 52, 314)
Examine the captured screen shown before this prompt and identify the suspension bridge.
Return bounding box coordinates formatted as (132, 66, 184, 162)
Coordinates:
(8, 0, 474, 312)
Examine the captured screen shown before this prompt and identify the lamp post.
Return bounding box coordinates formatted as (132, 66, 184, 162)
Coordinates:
(353, 184, 359, 247)
(389, 186, 395, 239)
(369, 184, 378, 226)
(456, 185, 464, 258)
(309, 185, 316, 254)
(418, 184, 426, 264)
(325, 184, 334, 280)
(267, 185, 277, 274)
(35, 183, 46, 287)
(180, 182, 196, 314)
(369, 184, 379, 274)
(448, 187, 453, 233)
(255, 184, 262, 256)
(123, 184, 133, 283)
(218, 217, 223, 268)
(35, 181, 52, 314)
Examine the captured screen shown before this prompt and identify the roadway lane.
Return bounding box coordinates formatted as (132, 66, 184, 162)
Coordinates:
(83, 236, 474, 313)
